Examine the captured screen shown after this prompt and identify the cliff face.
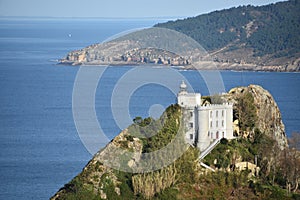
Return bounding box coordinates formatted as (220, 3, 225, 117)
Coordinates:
(51, 85, 289, 199)
(227, 84, 288, 148)
(51, 129, 143, 200)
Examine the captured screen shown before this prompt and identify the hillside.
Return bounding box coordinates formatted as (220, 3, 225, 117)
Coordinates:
(51, 85, 300, 200)
(60, 1, 300, 71)
(155, 0, 300, 71)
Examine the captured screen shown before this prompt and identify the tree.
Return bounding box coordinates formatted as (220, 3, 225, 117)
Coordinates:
(234, 91, 257, 132)
(279, 139, 300, 194)
(133, 116, 143, 125)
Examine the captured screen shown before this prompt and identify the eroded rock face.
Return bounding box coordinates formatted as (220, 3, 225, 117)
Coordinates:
(227, 85, 288, 148)
(50, 129, 143, 200)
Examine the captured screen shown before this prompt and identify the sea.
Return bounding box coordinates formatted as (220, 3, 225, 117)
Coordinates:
(0, 18, 299, 199)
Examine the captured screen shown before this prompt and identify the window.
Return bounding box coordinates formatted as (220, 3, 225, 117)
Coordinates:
(210, 121, 213, 128)
(190, 134, 193, 140)
(216, 121, 218, 127)
(208, 132, 210, 137)
(210, 111, 212, 118)
(190, 112, 193, 117)
(222, 120, 224, 127)
(189, 123, 193, 128)
(216, 111, 218, 117)
(222, 110, 224, 117)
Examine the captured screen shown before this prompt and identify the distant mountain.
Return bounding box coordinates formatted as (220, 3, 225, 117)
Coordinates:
(60, 1, 300, 71)
(155, 0, 300, 71)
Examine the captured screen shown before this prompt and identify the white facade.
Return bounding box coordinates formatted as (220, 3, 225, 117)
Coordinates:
(177, 81, 201, 107)
(177, 81, 234, 151)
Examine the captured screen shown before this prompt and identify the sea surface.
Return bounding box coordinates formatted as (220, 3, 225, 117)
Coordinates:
(0, 18, 299, 199)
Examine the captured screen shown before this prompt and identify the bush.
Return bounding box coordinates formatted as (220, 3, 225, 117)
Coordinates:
(220, 138, 228, 145)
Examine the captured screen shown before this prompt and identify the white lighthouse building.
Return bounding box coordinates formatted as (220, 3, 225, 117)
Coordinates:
(177, 81, 234, 151)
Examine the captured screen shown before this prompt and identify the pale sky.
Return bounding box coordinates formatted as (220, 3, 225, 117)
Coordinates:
(0, 0, 285, 18)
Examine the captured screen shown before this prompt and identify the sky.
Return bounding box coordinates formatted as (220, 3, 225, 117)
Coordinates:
(0, 0, 285, 18)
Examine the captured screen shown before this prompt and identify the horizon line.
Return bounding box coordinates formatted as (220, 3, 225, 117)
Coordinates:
(0, 16, 187, 20)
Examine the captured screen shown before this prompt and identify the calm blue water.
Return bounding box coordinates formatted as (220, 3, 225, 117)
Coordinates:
(0, 18, 299, 199)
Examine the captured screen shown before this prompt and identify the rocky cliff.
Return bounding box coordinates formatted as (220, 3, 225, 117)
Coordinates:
(226, 84, 288, 148)
(51, 85, 291, 200)
(51, 129, 143, 200)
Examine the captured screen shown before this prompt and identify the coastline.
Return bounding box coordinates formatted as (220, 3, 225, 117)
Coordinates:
(57, 61, 300, 73)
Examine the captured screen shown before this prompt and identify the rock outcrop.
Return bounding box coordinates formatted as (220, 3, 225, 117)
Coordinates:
(51, 85, 289, 199)
(51, 129, 143, 200)
(227, 84, 288, 148)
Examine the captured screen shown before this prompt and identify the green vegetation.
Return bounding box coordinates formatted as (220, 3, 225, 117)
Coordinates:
(202, 129, 300, 199)
(130, 116, 162, 138)
(234, 90, 257, 131)
(130, 145, 199, 200)
(130, 104, 199, 198)
(155, 0, 300, 58)
(53, 101, 300, 199)
(132, 164, 177, 199)
(204, 131, 274, 169)
(140, 105, 182, 152)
